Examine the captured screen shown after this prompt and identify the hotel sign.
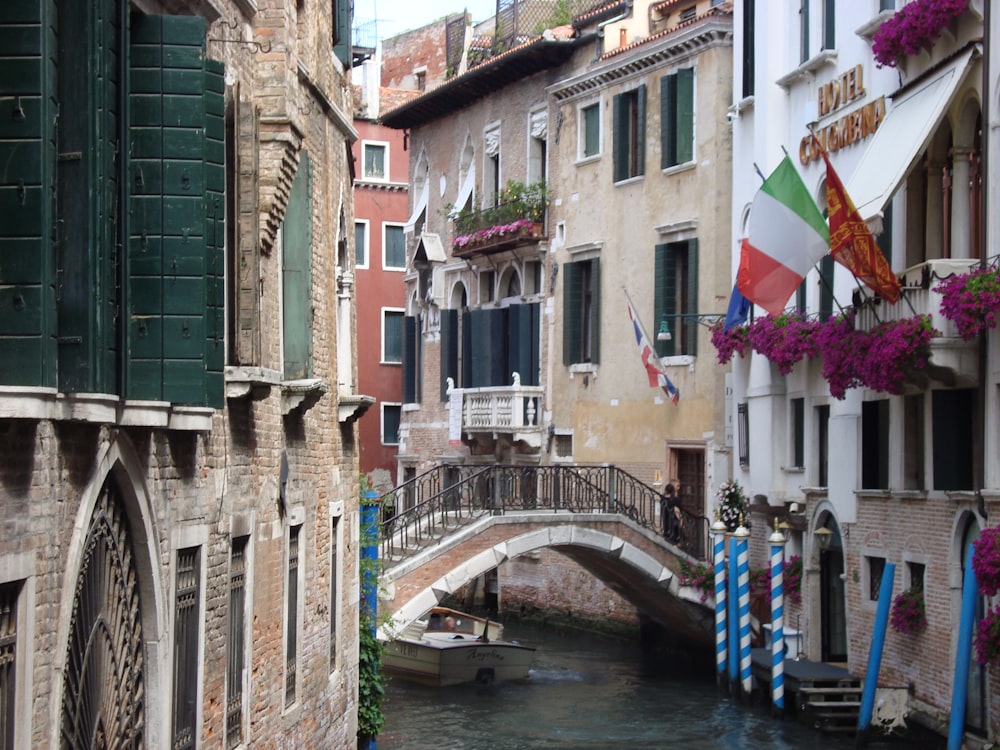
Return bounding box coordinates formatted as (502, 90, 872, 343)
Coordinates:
(800, 64, 886, 165)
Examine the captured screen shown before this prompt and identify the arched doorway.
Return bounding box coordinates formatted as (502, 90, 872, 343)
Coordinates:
(817, 512, 847, 662)
(960, 515, 986, 734)
(60, 477, 145, 749)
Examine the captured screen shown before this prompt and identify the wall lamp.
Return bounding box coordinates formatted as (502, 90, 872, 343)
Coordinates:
(814, 525, 833, 552)
(657, 313, 725, 341)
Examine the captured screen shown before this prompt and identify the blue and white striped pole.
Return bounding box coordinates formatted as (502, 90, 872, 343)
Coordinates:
(712, 516, 728, 688)
(728, 534, 739, 690)
(736, 520, 753, 699)
(769, 519, 787, 716)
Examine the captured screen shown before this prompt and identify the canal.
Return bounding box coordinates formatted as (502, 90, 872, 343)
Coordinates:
(379, 619, 897, 749)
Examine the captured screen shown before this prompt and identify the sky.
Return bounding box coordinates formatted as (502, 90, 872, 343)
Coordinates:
(355, 0, 501, 47)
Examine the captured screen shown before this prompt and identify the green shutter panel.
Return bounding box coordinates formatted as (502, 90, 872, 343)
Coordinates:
(333, 0, 352, 67)
(204, 59, 226, 407)
(589, 259, 601, 364)
(562, 262, 581, 365)
(467, 309, 489, 387)
(440, 308, 458, 400)
(660, 74, 675, 170)
(635, 84, 646, 177)
(676, 69, 694, 165)
(0, 0, 56, 386)
(658, 244, 677, 356)
(654, 244, 669, 357)
(282, 152, 313, 379)
(612, 94, 627, 182)
(685, 238, 698, 357)
(819, 254, 834, 322)
(402, 315, 418, 403)
(507, 304, 536, 387)
(129, 14, 221, 405)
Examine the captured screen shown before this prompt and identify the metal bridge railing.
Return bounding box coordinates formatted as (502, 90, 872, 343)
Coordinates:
(378, 465, 709, 564)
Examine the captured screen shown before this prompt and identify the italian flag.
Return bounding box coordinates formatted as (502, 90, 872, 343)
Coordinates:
(737, 155, 829, 317)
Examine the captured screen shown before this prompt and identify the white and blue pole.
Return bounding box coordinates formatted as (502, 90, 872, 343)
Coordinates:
(712, 517, 728, 688)
(947, 545, 979, 750)
(736, 521, 753, 699)
(768, 519, 787, 716)
(728, 533, 739, 690)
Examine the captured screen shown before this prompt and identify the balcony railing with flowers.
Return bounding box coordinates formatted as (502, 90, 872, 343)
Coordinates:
(449, 180, 549, 258)
(453, 373, 544, 449)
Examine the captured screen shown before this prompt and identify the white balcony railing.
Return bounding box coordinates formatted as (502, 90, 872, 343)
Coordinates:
(453, 373, 544, 448)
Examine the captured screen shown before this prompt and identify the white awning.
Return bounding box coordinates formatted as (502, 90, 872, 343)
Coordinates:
(404, 177, 429, 234)
(414, 233, 447, 264)
(846, 47, 976, 221)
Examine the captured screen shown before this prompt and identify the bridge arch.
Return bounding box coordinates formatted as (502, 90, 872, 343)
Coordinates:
(380, 514, 714, 645)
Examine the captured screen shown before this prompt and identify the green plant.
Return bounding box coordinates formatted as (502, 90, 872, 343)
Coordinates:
(357, 621, 386, 740)
(449, 180, 550, 247)
(679, 560, 715, 601)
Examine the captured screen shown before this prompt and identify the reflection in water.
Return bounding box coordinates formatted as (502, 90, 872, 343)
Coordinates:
(380, 621, 868, 750)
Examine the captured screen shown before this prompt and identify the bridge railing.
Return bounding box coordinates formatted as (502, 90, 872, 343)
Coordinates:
(378, 464, 710, 563)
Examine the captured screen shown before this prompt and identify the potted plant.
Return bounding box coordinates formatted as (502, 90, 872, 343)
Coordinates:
(746, 313, 819, 375)
(716, 480, 750, 532)
(889, 588, 927, 635)
(678, 560, 715, 602)
(975, 605, 1000, 666)
(709, 320, 751, 365)
(972, 526, 1000, 597)
(934, 265, 1000, 341)
(872, 0, 968, 68)
(450, 180, 549, 249)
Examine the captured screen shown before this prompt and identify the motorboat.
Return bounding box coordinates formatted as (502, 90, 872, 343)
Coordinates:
(382, 607, 536, 687)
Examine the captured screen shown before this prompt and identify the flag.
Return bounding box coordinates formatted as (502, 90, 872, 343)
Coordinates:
(724, 284, 751, 330)
(737, 155, 829, 316)
(814, 136, 901, 304)
(625, 291, 679, 404)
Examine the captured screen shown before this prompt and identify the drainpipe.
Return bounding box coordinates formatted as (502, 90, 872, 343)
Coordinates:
(594, 1, 633, 62)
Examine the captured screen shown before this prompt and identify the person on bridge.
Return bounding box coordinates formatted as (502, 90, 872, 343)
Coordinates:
(661, 483, 679, 542)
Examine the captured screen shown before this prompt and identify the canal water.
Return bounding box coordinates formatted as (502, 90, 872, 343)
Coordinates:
(379, 620, 899, 749)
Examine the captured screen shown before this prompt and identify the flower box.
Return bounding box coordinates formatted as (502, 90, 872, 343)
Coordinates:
(452, 220, 546, 258)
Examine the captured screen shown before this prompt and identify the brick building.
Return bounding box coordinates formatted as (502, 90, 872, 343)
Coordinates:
(0, 0, 365, 746)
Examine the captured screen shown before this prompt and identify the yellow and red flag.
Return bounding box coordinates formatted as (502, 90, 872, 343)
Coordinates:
(814, 135, 901, 304)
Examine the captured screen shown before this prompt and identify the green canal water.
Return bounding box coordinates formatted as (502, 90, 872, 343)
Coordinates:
(379, 620, 930, 749)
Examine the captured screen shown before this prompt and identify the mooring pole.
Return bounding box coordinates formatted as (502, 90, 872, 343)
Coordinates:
(728, 534, 739, 691)
(769, 519, 787, 716)
(735, 521, 753, 699)
(947, 546, 979, 750)
(856, 562, 895, 746)
(712, 516, 728, 689)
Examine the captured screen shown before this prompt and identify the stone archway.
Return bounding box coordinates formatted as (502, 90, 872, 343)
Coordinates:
(60, 476, 145, 749)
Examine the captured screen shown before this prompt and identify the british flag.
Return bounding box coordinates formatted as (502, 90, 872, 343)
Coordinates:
(625, 291, 679, 404)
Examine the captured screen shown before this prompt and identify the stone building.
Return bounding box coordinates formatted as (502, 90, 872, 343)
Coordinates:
(379, 0, 733, 625)
(729, 0, 999, 742)
(0, 0, 363, 746)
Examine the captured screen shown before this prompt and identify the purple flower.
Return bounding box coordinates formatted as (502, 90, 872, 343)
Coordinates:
(973, 526, 1000, 597)
(975, 605, 1000, 666)
(747, 313, 819, 375)
(710, 321, 751, 364)
(890, 588, 927, 636)
(934, 266, 1000, 341)
(872, 0, 968, 68)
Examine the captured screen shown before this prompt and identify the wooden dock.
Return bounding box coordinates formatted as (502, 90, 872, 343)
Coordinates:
(751, 648, 862, 734)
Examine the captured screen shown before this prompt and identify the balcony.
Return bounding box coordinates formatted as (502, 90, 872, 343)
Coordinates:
(453, 375, 544, 449)
(450, 180, 549, 259)
(854, 258, 980, 387)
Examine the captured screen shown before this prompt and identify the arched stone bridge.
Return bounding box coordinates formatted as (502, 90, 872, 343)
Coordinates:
(378, 510, 715, 646)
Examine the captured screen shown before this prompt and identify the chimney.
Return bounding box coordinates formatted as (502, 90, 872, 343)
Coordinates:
(362, 59, 381, 119)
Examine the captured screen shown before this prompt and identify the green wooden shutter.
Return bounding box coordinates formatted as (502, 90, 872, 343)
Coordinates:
(333, 0, 352, 67)
(660, 74, 676, 170)
(129, 14, 222, 405)
(635, 85, 646, 177)
(676, 69, 694, 165)
(612, 93, 627, 182)
(403, 315, 418, 403)
(282, 152, 313, 379)
(204, 59, 226, 407)
(562, 262, 581, 365)
(0, 0, 56, 386)
(685, 238, 698, 357)
(461, 309, 473, 387)
(655, 244, 675, 357)
(440, 309, 458, 401)
(589, 259, 601, 363)
(819, 254, 834, 322)
(507, 304, 537, 387)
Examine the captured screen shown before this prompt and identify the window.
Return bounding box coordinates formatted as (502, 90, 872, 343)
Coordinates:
(285, 525, 301, 708)
(0, 12, 226, 405)
(282, 152, 314, 379)
(332, 0, 351, 65)
(867, 555, 886, 601)
(907, 561, 926, 593)
(226, 537, 248, 749)
(362, 142, 387, 180)
(172, 547, 201, 750)
(861, 399, 889, 489)
(680, 5, 696, 21)
(382, 403, 402, 445)
(403, 315, 421, 403)
(0, 582, 20, 750)
(528, 110, 547, 184)
(355, 221, 369, 268)
(737, 403, 749, 467)
(613, 86, 646, 181)
(484, 124, 501, 205)
(480, 270, 495, 304)
(741, 0, 755, 98)
(816, 404, 830, 486)
(384, 224, 406, 270)
(563, 259, 601, 365)
(932, 389, 974, 491)
(903, 394, 924, 490)
(791, 397, 805, 469)
(441, 308, 462, 399)
(661, 69, 694, 169)
(822, 0, 835, 50)
(329, 516, 340, 668)
(799, 0, 810, 63)
(383, 310, 404, 363)
(579, 102, 601, 160)
(655, 240, 699, 357)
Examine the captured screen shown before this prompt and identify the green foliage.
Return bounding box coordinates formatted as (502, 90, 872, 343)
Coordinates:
(446, 180, 549, 236)
(357, 621, 387, 740)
